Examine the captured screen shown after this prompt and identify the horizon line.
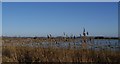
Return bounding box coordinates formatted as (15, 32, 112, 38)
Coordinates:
(1, 35, 118, 37)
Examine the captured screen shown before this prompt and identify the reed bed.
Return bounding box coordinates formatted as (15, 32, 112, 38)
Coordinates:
(2, 46, 120, 63)
(2, 37, 120, 63)
(2, 30, 120, 63)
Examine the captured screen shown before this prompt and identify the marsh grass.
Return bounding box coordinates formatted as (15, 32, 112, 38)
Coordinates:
(2, 30, 120, 63)
(2, 45, 120, 63)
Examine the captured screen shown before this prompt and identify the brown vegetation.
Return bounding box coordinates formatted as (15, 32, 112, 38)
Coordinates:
(2, 30, 120, 63)
(2, 46, 120, 63)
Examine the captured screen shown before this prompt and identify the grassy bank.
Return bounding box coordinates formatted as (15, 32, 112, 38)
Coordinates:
(2, 46, 120, 63)
(2, 36, 120, 63)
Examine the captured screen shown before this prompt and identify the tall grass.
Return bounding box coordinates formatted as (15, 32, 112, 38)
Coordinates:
(2, 46, 120, 63)
(2, 29, 120, 63)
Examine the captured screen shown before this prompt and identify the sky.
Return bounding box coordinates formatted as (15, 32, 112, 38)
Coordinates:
(2, 2, 118, 37)
(0, 2, 2, 36)
(2, 0, 120, 2)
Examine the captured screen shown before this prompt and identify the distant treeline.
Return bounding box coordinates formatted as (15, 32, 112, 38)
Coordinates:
(2, 36, 119, 39)
(94, 36, 119, 39)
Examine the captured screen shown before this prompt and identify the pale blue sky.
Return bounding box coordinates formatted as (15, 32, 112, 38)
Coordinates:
(2, 0, 120, 2)
(0, 2, 2, 36)
(2, 2, 118, 37)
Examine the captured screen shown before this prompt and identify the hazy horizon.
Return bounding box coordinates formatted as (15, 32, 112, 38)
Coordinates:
(2, 2, 118, 37)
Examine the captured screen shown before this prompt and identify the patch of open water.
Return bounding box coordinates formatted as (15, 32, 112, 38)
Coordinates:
(3, 39, 120, 51)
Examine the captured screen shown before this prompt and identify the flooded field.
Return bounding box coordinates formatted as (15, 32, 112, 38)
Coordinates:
(2, 37, 120, 63)
(3, 38, 120, 51)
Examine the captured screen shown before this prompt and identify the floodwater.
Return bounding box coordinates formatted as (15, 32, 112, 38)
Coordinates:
(3, 39, 120, 51)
